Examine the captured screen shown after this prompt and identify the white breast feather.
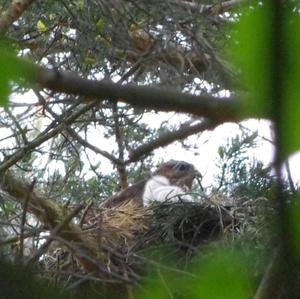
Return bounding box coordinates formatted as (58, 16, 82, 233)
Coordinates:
(143, 175, 193, 205)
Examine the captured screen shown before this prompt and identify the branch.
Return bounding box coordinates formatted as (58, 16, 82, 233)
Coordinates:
(28, 204, 84, 265)
(170, 0, 247, 14)
(0, 171, 101, 272)
(0, 0, 37, 34)
(205, 0, 248, 14)
(128, 119, 216, 163)
(67, 129, 122, 165)
(112, 103, 128, 189)
(0, 228, 43, 246)
(0, 101, 96, 174)
(285, 160, 296, 193)
(36, 67, 241, 122)
(33, 89, 122, 165)
(18, 179, 35, 260)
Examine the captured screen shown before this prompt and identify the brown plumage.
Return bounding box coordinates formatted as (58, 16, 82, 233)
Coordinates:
(100, 179, 147, 208)
(101, 160, 199, 208)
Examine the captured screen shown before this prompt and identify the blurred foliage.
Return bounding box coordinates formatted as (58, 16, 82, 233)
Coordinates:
(137, 246, 254, 299)
(228, 4, 272, 119)
(229, 2, 300, 156)
(282, 11, 300, 156)
(0, 38, 36, 106)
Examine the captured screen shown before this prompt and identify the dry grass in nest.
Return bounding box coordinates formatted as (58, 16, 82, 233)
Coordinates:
(83, 200, 147, 249)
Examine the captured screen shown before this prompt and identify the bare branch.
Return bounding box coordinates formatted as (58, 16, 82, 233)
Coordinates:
(112, 103, 128, 189)
(0, 101, 97, 174)
(285, 160, 296, 193)
(18, 179, 35, 261)
(66, 129, 122, 165)
(0, 228, 43, 246)
(33, 89, 122, 165)
(128, 119, 216, 163)
(36, 67, 241, 122)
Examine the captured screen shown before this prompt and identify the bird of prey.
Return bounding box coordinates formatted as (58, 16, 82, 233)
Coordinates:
(101, 160, 200, 208)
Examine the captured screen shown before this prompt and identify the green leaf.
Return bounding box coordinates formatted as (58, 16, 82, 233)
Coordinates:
(189, 250, 252, 299)
(0, 38, 37, 107)
(37, 19, 48, 33)
(229, 6, 300, 156)
(96, 18, 105, 33)
(282, 13, 300, 155)
(137, 248, 252, 299)
(228, 5, 272, 119)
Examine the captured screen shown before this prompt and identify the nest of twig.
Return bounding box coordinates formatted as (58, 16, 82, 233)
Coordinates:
(82, 200, 147, 250)
(37, 195, 246, 289)
(0, 171, 260, 292)
(138, 201, 234, 252)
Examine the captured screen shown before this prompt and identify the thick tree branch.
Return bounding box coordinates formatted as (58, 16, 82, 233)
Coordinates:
(36, 67, 241, 122)
(0, 171, 101, 272)
(0, 170, 145, 279)
(128, 119, 216, 163)
(0, 0, 37, 34)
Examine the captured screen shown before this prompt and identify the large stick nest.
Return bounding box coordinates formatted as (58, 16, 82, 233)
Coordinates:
(39, 198, 238, 288)
(0, 172, 257, 292)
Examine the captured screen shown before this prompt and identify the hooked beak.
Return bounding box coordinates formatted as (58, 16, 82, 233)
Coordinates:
(193, 169, 202, 179)
(182, 169, 202, 189)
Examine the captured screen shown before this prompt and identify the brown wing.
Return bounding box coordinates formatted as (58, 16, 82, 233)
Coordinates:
(100, 179, 147, 208)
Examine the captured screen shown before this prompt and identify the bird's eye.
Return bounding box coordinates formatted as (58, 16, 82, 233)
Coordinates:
(178, 164, 188, 171)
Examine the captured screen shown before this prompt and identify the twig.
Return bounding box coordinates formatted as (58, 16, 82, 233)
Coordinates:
(66, 127, 122, 165)
(54, 236, 134, 283)
(27, 204, 84, 265)
(18, 179, 36, 261)
(0, 228, 43, 246)
(65, 272, 97, 290)
(79, 201, 94, 228)
(133, 254, 198, 278)
(128, 119, 215, 163)
(170, 0, 247, 14)
(33, 89, 122, 165)
(157, 267, 174, 299)
(285, 160, 296, 193)
(41, 269, 121, 284)
(112, 102, 128, 189)
(0, 101, 97, 174)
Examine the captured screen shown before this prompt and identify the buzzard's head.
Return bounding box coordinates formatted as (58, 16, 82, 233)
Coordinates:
(154, 160, 200, 189)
